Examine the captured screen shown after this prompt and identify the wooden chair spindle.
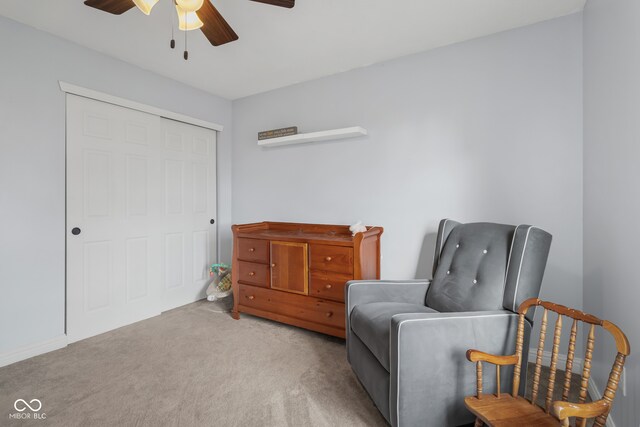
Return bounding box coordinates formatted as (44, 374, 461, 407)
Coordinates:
(579, 324, 595, 403)
(531, 308, 548, 405)
(576, 415, 587, 427)
(512, 313, 526, 397)
(476, 361, 483, 399)
(594, 352, 625, 427)
(562, 318, 578, 401)
(545, 313, 563, 413)
(575, 323, 596, 427)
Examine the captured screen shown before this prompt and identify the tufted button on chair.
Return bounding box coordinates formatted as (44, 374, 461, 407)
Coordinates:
(345, 219, 552, 427)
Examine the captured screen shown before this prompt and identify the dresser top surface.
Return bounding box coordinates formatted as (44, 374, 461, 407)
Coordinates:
(232, 222, 383, 246)
(238, 229, 354, 243)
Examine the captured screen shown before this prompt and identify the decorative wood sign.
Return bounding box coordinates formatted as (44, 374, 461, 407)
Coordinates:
(258, 126, 298, 140)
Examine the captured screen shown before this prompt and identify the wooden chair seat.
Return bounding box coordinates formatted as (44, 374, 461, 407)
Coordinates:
(465, 395, 561, 427)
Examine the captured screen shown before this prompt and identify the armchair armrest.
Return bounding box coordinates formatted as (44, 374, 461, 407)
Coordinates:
(389, 311, 524, 427)
(345, 279, 431, 314)
(552, 399, 610, 426)
(466, 349, 519, 366)
(345, 280, 430, 366)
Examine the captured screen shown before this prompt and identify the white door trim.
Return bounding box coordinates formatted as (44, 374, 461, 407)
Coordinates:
(58, 81, 224, 132)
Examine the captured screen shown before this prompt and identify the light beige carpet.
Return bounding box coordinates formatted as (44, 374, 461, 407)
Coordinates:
(0, 301, 387, 427)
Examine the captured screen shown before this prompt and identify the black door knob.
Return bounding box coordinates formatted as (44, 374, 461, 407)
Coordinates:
(210, 219, 215, 224)
(71, 227, 81, 235)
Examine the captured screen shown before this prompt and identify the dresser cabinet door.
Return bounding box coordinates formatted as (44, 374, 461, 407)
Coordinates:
(270, 241, 308, 295)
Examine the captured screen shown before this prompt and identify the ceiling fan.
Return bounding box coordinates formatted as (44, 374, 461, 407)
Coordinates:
(84, 0, 294, 56)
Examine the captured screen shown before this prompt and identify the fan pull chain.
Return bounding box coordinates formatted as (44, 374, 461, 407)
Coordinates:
(170, 1, 176, 50)
(183, 9, 189, 60)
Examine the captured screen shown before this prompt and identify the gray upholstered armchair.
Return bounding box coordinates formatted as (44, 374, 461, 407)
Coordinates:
(345, 219, 552, 427)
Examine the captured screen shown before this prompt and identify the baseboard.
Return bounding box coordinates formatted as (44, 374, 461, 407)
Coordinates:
(527, 349, 615, 427)
(0, 335, 68, 368)
(527, 349, 584, 371)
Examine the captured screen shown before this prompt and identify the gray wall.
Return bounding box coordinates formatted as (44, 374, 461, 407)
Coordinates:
(232, 14, 584, 317)
(0, 16, 233, 355)
(584, 1, 639, 425)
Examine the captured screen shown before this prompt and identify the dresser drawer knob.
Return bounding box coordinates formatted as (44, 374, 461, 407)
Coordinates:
(271, 263, 276, 268)
(326, 311, 333, 318)
(325, 256, 332, 262)
(325, 284, 332, 289)
(249, 248, 255, 252)
(249, 272, 255, 276)
(246, 295, 255, 300)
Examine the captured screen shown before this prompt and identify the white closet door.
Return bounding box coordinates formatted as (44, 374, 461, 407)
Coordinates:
(66, 95, 217, 343)
(160, 118, 217, 311)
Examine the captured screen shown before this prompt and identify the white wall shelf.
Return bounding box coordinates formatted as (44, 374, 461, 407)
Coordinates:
(257, 126, 367, 147)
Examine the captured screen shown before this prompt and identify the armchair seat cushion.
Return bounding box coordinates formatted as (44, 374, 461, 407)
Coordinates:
(351, 302, 438, 371)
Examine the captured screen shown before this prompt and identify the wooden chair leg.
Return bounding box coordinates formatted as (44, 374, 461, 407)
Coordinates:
(474, 418, 483, 427)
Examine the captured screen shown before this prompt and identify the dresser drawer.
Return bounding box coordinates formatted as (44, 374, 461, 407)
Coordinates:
(239, 285, 345, 329)
(309, 271, 353, 302)
(310, 244, 354, 274)
(238, 261, 269, 288)
(237, 238, 269, 264)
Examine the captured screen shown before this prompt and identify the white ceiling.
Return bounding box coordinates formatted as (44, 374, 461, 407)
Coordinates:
(0, 0, 585, 100)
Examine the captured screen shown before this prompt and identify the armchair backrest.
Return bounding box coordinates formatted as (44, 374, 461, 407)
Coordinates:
(426, 219, 552, 319)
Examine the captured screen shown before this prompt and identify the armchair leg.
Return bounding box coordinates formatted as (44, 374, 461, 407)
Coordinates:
(474, 418, 483, 427)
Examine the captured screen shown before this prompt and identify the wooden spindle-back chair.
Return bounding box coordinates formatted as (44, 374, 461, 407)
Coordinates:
(464, 298, 630, 427)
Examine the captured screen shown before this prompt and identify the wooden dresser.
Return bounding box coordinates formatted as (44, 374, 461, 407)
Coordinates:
(231, 222, 383, 338)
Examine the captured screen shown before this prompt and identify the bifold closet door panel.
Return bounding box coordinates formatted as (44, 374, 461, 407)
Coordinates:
(66, 94, 163, 343)
(159, 118, 217, 312)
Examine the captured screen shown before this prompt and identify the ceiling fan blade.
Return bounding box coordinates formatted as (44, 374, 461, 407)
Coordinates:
(250, 0, 295, 8)
(199, 1, 239, 46)
(84, 0, 135, 15)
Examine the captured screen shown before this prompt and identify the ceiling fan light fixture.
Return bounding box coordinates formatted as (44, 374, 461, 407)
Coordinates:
(132, 0, 159, 15)
(176, 5, 204, 31)
(175, 0, 205, 13)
